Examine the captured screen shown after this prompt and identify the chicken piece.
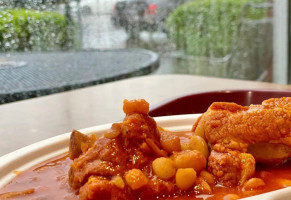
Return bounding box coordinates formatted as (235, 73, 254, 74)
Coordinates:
(207, 150, 255, 187)
(247, 143, 291, 164)
(69, 99, 173, 199)
(69, 137, 128, 189)
(192, 97, 291, 186)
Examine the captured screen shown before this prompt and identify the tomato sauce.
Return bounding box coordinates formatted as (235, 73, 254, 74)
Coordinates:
(1, 153, 291, 200)
(0, 154, 77, 200)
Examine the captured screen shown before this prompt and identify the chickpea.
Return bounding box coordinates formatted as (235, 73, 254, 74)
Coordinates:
(160, 131, 181, 153)
(123, 99, 149, 115)
(176, 168, 197, 190)
(125, 169, 148, 190)
(173, 150, 206, 172)
(243, 178, 265, 190)
(223, 194, 240, 200)
(188, 135, 209, 159)
(180, 141, 190, 151)
(152, 157, 176, 180)
(200, 170, 215, 185)
(180, 137, 190, 150)
(111, 176, 125, 189)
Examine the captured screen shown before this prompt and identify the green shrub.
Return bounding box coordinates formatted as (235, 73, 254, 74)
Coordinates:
(166, 0, 268, 57)
(0, 9, 72, 52)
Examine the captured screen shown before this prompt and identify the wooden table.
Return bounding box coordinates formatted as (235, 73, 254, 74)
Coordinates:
(1, 74, 291, 156)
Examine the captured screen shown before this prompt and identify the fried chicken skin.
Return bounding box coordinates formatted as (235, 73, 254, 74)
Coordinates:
(193, 97, 291, 187)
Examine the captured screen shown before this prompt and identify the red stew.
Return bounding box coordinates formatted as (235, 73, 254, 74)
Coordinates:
(0, 154, 76, 200)
(2, 99, 291, 200)
(1, 149, 291, 199)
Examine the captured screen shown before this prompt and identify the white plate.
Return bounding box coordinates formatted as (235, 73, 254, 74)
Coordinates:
(0, 114, 290, 200)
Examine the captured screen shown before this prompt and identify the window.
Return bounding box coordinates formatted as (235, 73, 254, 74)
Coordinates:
(0, 0, 288, 104)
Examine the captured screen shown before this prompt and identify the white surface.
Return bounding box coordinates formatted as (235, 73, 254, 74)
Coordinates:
(0, 113, 291, 199)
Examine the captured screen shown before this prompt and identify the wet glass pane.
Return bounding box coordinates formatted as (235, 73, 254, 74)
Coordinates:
(0, 0, 278, 103)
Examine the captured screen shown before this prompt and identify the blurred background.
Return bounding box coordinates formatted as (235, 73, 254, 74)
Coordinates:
(0, 0, 288, 103)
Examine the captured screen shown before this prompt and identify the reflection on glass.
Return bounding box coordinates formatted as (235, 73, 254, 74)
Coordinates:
(0, 0, 277, 104)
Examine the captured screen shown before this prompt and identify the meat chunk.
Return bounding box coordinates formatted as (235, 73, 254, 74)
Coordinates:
(193, 97, 291, 186)
(208, 150, 255, 187)
(69, 137, 127, 189)
(79, 176, 129, 200)
(69, 99, 174, 199)
(247, 143, 291, 164)
(69, 130, 97, 160)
